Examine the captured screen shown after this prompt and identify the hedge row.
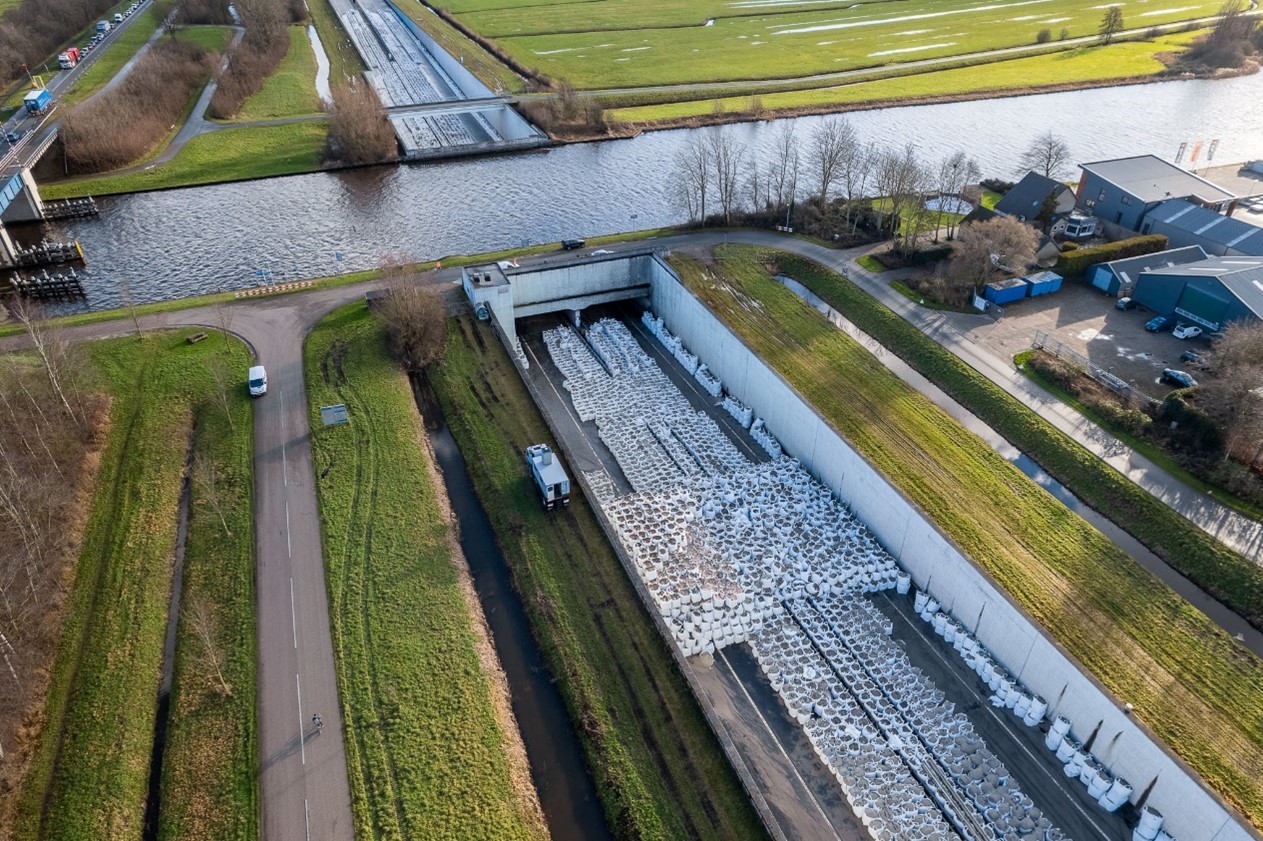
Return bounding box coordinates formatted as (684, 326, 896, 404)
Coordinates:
(773, 251, 1263, 628)
(1054, 234, 1169, 277)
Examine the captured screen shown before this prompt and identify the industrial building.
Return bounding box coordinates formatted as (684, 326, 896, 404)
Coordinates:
(1086, 245, 1208, 297)
(1077, 155, 1236, 231)
(1131, 255, 1263, 330)
(1141, 198, 1263, 256)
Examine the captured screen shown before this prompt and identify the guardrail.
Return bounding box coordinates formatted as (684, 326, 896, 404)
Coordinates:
(1031, 329, 1158, 407)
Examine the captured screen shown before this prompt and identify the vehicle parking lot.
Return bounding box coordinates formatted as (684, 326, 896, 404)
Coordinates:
(944, 279, 1214, 396)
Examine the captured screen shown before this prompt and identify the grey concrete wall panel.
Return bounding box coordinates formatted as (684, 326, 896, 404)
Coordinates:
(646, 256, 1255, 841)
(385, 0, 494, 98)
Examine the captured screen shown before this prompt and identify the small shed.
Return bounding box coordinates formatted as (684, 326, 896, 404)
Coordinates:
(983, 277, 1029, 305)
(1023, 271, 1063, 297)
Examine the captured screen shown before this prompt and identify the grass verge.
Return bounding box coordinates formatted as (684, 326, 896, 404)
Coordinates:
(678, 245, 1263, 828)
(39, 121, 328, 199)
(233, 25, 321, 120)
(60, 6, 166, 106)
(430, 314, 765, 840)
(855, 254, 886, 273)
(307, 0, 366, 83)
(12, 329, 257, 840)
(305, 304, 546, 840)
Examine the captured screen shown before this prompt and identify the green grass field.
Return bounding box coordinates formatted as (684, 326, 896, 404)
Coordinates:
(39, 121, 327, 199)
(234, 25, 321, 120)
(305, 305, 547, 841)
(436, 0, 1216, 89)
(171, 24, 235, 53)
(12, 329, 257, 841)
(430, 315, 766, 840)
(677, 245, 1263, 829)
(611, 33, 1199, 121)
(308, 0, 366, 84)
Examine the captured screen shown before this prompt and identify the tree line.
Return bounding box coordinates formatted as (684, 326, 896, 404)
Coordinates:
(208, 0, 306, 119)
(0, 0, 137, 88)
(672, 117, 981, 253)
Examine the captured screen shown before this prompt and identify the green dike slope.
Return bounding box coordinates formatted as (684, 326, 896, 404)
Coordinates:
(304, 304, 546, 841)
(674, 246, 1263, 829)
(429, 315, 765, 840)
(13, 330, 257, 841)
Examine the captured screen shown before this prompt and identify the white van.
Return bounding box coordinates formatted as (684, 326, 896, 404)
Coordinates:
(248, 365, 268, 397)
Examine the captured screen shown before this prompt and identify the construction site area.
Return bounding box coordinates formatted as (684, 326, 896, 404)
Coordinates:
(465, 251, 1258, 841)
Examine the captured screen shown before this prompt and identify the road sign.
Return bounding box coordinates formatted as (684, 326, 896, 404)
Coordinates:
(320, 404, 349, 426)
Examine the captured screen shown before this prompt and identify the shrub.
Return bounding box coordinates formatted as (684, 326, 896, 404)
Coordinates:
(324, 83, 397, 165)
(980, 178, 1014, 194)
(1060, 241, 1079, 251)
(207, 0, 300, 118)
(60, 40, 213, 174)
(1060, 27, 1071, 40)
(1036, 28, 1052, 43)
(1053, 234, 1169, 277)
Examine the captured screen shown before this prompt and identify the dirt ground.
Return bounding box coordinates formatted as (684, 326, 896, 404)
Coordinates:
(936, 279, 1214, 399)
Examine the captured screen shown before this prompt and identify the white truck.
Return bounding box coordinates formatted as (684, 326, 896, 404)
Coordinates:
(525, 444, 570, 510)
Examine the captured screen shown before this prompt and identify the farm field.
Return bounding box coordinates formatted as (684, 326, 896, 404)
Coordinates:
(430, 315, 766, 840)
(674, 245, 1263, 830)
(232, 25, 322, 120)
(437, 0, 1220, 88)
(304, 304, 546, 841)
(11, 329, 257, 841)
(610, 31, 1199, 121)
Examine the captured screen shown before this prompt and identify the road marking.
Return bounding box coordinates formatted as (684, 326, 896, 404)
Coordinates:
(290, 577, 298, 649)
(296, 673, 306, 765)
(304, 799, 311, 841)
(286, 500, 292, 559)
(283, 440, 288, 486)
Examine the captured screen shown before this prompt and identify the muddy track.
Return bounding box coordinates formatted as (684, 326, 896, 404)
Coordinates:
(34, 354, 153, 838)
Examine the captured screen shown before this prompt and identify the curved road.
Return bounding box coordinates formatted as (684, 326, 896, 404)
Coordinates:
(6, 227, 1259, 839)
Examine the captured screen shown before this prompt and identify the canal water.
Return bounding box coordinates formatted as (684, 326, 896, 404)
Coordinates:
(10, 71, 1263, 312)
(776, 274, 1263, 655)
(416, 377, 612, 841)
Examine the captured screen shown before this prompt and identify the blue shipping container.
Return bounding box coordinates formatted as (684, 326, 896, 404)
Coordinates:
(22, 88, 51, 114)
(984, 278, 1029, 305)
(1024, 270, 1064, 297)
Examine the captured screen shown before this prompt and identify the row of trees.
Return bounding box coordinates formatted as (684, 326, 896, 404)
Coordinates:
(0, 0, 125, 88)
(61, 39, 214, 174)
(671, 118, 981, 253)
(0, 303, 103, 781)
(208, 0, 304, 119)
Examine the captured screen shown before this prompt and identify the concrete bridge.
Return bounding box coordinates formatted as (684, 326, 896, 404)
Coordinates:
(0, 120, 59, 266)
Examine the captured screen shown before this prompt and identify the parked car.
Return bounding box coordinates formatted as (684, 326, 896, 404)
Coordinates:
(1179, 349, 1205, 366)
(248, 365, 268, 397)
(1161, 368, 1199, 388)
(589, 249, 614, 256)
(1173, 324, 1203, 340)
(4, 130, 24, 144)
(1115, 297, 1135, 311)
(1145, 315, 1171, 332)
(561, 238, 586, 250)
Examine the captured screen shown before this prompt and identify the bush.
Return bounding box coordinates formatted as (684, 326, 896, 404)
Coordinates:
(207, 0, 301, 118)
(324, 83, 397, 165)
(60, 40, 214, 174)
(980, 178, 1014, 194)
(1060, 241, 1079, 251)
(1053, 234, 1169, 277)
(1157, 392, 1224, 455)
(1036, 28, 1052, 43)
(1059, 27, 1071, 40)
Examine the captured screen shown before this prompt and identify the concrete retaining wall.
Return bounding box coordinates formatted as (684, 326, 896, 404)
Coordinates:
(646, 255, 1255, 841)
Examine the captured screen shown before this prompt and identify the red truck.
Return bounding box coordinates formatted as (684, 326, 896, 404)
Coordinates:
(58, 47, 80, 69)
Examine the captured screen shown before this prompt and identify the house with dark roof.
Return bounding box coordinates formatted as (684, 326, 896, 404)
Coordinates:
(1076, 155, 1236, 231)
(1132, 255, 1263, 330)
(1085, 245, 1208, 297)
(993, 172, 1076, 232)
(1140, 198, 1263, 257)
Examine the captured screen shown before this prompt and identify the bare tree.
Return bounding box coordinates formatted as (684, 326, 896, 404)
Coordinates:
(206, 355, 237, 432)
(709, 129, 747, 226)
(325, 82, 398, 166)
(11, 299, 76, 423)
(945, 216, 1039, 297)
(840, 141, 875, 234)
(936, 151, 981, 241)
(120, 279, 143, 338)
(1099, 6, 1125, 44)
(808, 116, 856, 201)
(1201, 321, 1263, 464)
(768, 123, 800, 223)
(193, 452, 231, 537)
(185, 596, 231, 696)
(1018, 131, 1073, 180)
(873, 144, 928, 250)
(377, 280, 449, 371)
(673, 138, 711, 224)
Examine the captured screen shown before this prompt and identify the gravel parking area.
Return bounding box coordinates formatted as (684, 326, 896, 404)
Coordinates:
(938, 280, 1215, 397)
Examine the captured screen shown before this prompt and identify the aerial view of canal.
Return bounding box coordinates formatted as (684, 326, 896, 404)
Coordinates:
(12, 70, 1263, 311)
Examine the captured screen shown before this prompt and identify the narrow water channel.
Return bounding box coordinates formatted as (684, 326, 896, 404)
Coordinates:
(776, 275, 1263, 656)
(413, 377, 613, 841)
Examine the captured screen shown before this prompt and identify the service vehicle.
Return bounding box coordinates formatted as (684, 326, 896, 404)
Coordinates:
(1115, 297, 1135, 311)
(525, 443, 570, 510)
(1173, 324, 1203, 340)
(1161, 369, 1199, 389)
(1145, 315, 1171, 332)
(96, 19, 111, 33)
(248, 365, 268, 397)
(58, 47, 80, 69)
(22, 88, 52, 115)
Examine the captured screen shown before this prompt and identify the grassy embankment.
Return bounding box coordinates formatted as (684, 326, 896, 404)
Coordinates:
(430, 315, 765, 840)
(1013, 349, 1263, 522)
(305, 304, 546, 840)
(307, 0, 367, 84)
(676, 245, 1263, 828)
(610, 33, 1202, 123)
(58, 6, 167, 106)
(12, 329, 256, 841)
(232, 25, 322, 120)
(39, 121, 327, 198)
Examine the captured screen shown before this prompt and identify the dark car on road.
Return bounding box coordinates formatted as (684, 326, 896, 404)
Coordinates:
(1161, 368, 1199, 388)
(1145, 315, 1171, 332)
(561, 238, 586, 250)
